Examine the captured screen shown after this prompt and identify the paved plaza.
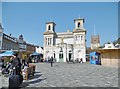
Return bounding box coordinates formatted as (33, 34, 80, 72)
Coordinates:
(0, 62, 118, 88)
(21, 62, 118, 88)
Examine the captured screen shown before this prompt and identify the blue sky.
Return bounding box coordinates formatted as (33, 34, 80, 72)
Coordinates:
(2, 2, 118, 47)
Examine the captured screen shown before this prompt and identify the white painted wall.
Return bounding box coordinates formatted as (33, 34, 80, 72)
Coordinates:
(104, 43, 115, 49)
(36, 46, 43, 54)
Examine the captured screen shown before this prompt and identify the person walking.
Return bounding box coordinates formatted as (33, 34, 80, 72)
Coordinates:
(50, 56, 53, 67)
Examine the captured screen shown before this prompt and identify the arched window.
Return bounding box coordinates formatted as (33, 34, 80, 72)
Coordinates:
(48, 25, 51, 30)
(78, 22, 80, 28)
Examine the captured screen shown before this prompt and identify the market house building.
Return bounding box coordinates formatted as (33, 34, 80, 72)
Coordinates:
(43, 18, 87, 62)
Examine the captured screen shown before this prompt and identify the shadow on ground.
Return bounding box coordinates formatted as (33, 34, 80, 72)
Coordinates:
(20, 72, 47, 88)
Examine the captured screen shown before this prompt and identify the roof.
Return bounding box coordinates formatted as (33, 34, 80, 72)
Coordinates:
(74, 18, 85, 23)
(46, 22, 56, 25)
(43, 31, 55, 35)
(57, 32, 73, 35)
(73, 28, 86, 33)
(3, 33, 18, 43)
(99, 48, 120, 53)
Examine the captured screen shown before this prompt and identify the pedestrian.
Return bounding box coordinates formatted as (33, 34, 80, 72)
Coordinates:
(9, 53, 23, 88)
(10, 53, 22, 75)
(80, 58, 83, 63)
(50, 56, 53, 67)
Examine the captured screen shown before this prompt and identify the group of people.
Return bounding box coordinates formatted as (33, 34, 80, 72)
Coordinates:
(66, 58, 83, 63)
(75, 58, 83, 63)
(1, 53, 30, 88)
(1, 53, 22, 75)
(27, 55, 43, 63)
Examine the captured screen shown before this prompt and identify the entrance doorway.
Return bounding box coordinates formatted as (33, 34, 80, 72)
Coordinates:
(69, 53, 72, 61)
(59, 53, 64, 62)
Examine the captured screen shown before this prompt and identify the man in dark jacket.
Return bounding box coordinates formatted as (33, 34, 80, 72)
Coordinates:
(9, 53, 23, 88)
(10, 53, 22, 75)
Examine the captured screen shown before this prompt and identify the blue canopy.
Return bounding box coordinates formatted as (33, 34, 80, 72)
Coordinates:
(0, 51, 15, 57)
(31, 52, 40, 56)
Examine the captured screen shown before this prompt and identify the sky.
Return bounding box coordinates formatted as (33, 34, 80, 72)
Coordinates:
(0, 1, 2, 23)
(1, 2, 118, 47)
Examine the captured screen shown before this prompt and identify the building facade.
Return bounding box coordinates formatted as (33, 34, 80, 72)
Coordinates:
(0, 24, 19, 52)
(2, 33, 19, 51)
(0, 24, 36, 61)
(35, 46, 43, 54)
(43, 18, 87, 62)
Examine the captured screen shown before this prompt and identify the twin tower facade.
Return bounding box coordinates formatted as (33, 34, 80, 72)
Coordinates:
(43, 18, 87, 62)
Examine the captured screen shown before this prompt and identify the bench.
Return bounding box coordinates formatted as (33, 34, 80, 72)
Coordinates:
(22, 63, 36, 80)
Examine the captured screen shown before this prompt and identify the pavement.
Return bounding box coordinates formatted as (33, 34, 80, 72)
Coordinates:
(0, 62, 118, 88)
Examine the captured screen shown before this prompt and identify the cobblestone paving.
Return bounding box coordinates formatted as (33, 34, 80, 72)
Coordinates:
(0, 62, 118, 88)
(20, 62, 118, 88)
